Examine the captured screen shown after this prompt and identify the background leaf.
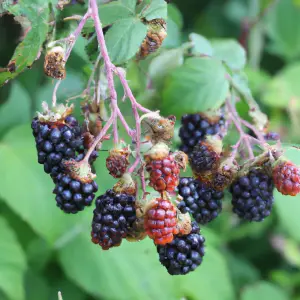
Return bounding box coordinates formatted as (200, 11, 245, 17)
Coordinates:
(162, 57, 229, 116)
(105, 18, 147, 65)
(241, 281, 289, 300)
(141, 0, 167, 21)
(0, 216, 27, 300)
(211, 39, 246, 70)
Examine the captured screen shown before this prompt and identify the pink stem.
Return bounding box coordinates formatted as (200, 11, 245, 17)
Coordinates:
(90, 0, 119, 145)
(113, 67, 151, 114)
(83, 115, 114, 163)
(241, 119, 265, 143)
(226, 99, 255, 160)
(116, 107, 133, 137)
(65, 12, 91, 61)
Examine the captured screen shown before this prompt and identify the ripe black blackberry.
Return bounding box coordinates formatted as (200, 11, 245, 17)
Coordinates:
(157, 221, 205, 275)
(230, 169, 274, 222)
(53, 172, 98, 214)
(91, 190, 136, 250)
(177, 177, 223, 225)
(179, 113, 225, 154)
(31, 115, 97, 179)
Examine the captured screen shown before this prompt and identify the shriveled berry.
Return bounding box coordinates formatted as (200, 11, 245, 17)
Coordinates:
(144, 198, 179, 245)
(273, 161, 300, 196)
(106, 148, 130, 178)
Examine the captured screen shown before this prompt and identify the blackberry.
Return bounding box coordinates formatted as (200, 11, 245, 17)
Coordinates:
(53, 172, 98, 214)
(189, 141, 220, 175)
(91, 190, 136, 250)
(179, 113, 225, 154)
(230, 169, 274, 221)
(31, 116, 97, 179)
(177, 178, 223, 225)
(157, 221, 205, 275)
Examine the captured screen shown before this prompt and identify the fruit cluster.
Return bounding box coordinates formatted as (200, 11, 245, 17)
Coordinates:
(32, 104, 300, 276)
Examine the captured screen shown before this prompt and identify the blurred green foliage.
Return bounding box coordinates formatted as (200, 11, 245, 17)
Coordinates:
(1, 0, 300, 300)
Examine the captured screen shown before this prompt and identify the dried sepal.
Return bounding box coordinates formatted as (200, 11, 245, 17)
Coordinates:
(144, 142, 170, 162)
(142, 112, 176, 144)
(172, 151, 188, 171)
(113, 173, 137, 196)
(37, 102, 73, 124)
(63, 159, 96, 183)
(176, 210, 192, 235)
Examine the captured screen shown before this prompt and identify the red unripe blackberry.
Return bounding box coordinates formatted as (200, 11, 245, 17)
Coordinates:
(144, 198, 179, 245)
(106, 148, 130, 178)
(177, 177, 223, 225)
(179, 113, 225, 154)
(157, 221, 205, 275)
(230, 169, 274, 222)
(53, 172, 98, 214)
(273, 161, 300, 196)
(146, 154, 180, 193)
(91, 190, 136, 250)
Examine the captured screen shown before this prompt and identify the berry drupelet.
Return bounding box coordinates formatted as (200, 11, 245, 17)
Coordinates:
(91, 190, 136, 250)
(179, 113, 225, 154)
(230, 169, 274, 222)
(177, 177, 223, 225)
(157, 221, 205, 275)
(53, 172, 98, 214)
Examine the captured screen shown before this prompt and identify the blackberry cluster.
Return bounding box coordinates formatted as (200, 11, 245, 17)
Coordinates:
(157, 221, 205, 275)
(53, 173, 98, 214)
(179, 113, 225, 154)
(177, 177, 223, 225)
(91, 190, 136, 250)
(189, 142, 219, 174)
(31, 116, 84, 178)
(230, 169, 274, 222)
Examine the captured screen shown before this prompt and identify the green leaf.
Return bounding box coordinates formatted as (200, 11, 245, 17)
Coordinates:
(59, 235, 179, 300)
(262, 63, 300, 109)
(0, 216, 27, 300)
(58, 230, 234, 300)
(162, 57, 229, 116)
(211, 39, 246, 70)
(0, 125, 86, 245)
(266, 0, 300, 60)
(99, 1, 135, 27)
(105, 18, 147, 65)
(189, 33, 213, 56)
(167, 3, 183, 29)
(162, 18, 181, 48)
(241, 281, 289, 300)
(0, 1, 49, 86)
(140, 0, 167, 21)
(149, 48, 184, 86)
(0, 82, 31, 135)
